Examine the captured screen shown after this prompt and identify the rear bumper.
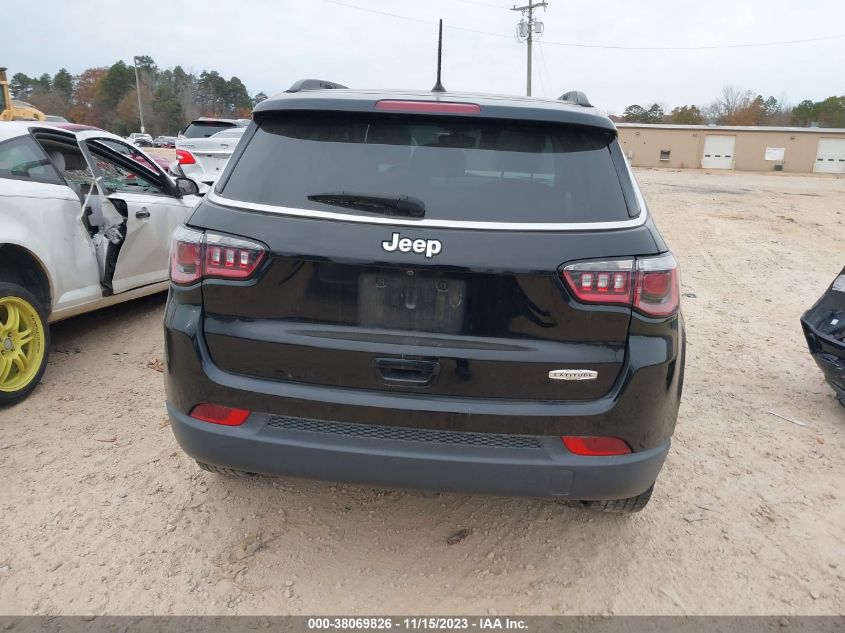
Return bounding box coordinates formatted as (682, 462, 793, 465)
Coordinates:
(164, 296, 683, 499)
(168, 403, 669, 499)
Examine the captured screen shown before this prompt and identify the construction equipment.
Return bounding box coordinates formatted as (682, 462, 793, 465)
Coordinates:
(0, 67, 46, 122)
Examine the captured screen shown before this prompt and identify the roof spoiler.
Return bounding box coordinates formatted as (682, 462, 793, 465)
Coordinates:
(557, 90, 592, 107)
(285, 78, 348, 93)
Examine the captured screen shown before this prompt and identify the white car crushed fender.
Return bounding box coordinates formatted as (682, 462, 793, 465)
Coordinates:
(0, 121, 200, 404)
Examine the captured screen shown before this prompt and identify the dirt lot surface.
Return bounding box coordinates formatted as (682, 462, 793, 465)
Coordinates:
(1, 169, 843, 615)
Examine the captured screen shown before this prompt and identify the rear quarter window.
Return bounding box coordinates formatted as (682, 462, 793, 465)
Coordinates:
(220, 112, 635, 224)
(0, 136, 62, 184)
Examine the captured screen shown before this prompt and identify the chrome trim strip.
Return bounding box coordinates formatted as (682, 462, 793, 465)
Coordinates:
(622, 151, 649, 217)
(207, 190, 648, 232)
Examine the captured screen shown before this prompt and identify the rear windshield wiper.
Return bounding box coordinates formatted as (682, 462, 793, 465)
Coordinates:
(307, 192, 425, 218)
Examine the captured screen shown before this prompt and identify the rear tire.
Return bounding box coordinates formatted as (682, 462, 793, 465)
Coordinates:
(195, 461, 257, 478)
(0, 282, 50, 406)
(568, 484, 654, 515)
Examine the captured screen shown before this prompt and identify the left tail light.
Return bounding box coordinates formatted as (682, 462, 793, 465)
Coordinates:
(176, 149, 196, 165)
(170, 226, 266, 285)
(204, 233, 267, 280)
(560, 253, 679, 318)
(170, 226, 204, 284)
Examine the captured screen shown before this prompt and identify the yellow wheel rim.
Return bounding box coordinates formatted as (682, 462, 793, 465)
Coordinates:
(0, 296, 46, 393)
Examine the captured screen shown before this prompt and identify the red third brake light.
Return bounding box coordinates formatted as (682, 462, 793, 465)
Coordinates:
(560, 253, 679, 317)
(176, 149, 196, 165)
(375, 100, 481, 114)
(190, 404, 251, 426)
(562, 436, 632, 456)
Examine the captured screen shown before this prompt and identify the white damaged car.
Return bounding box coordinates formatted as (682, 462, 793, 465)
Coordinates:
(0, 122, 200, 404)
(174, 126, 246, 187)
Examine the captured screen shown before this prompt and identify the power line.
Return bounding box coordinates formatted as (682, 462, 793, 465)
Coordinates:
(541, 32, 845, 50)
(325, 0, 431, 26)
(456, 0, 511, 8)
(323, 0, 512, 39)
(322, 0, 845, 51)
(534, 43, 549, 98)
(537, 41, 554, 98)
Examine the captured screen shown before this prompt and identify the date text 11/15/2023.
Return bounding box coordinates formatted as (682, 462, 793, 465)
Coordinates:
(306, 617, 529, 630)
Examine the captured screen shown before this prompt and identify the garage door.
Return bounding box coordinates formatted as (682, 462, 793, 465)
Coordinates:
(702, 135, 736, 169)
(814, 138, 845, 174)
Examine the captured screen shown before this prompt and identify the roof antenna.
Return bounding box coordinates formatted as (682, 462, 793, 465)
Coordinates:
(431, 19, 446, 92)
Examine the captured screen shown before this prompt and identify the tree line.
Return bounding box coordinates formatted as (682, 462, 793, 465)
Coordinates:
(621, 86, 845, 128)
(9, 57, 269, 137)
(13, 67, 843, 133)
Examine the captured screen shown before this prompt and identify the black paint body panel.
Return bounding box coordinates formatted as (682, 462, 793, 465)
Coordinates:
(801, 265, 845, 405)
(189, 199, 661, 402)
(164, 291, 684, 451)
(164, 91, 686, 498)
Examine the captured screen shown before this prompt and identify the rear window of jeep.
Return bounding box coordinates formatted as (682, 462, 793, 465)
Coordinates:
(220, 112, 632, 223)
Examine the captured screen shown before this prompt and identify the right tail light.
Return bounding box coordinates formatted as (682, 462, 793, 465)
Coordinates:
(170, 226, 266, 285)
(633, 253, 680, 317)
(562, 436, 632, 456)
(190, 403, 251, 426)
(561, 253, 679, 317)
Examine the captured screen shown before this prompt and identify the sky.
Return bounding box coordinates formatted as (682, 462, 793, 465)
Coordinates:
(6, 0, 843, 114)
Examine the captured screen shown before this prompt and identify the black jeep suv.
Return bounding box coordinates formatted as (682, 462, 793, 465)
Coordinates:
(164, 86, 685, 513)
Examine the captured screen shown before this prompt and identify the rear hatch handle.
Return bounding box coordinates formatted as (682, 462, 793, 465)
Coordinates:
(374, 358, 440, 387)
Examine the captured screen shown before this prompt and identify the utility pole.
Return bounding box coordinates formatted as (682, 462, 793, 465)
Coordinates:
(512, 1, 547, 96)
(133, 56, 146, 134)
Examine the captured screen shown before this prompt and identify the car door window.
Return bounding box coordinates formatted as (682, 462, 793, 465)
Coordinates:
(0, 136, 62, 184)
(97, 139, 160, 173)
(87, 148, 165, 195)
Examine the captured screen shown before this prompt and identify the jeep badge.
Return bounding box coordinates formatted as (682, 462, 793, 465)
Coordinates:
(382, 232, 442, 259)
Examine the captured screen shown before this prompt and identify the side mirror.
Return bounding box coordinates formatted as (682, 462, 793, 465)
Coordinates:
(175, 177, 200, 197)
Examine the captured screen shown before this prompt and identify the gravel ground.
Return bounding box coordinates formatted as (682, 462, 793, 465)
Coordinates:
(0, 168, 843, 615)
